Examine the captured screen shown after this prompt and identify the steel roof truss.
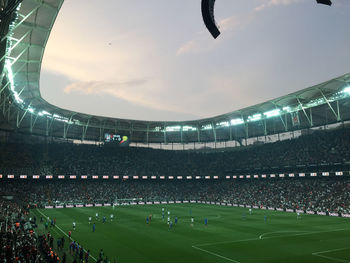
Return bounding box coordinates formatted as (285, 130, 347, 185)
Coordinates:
(1, 3, 41, 42)
(296, 97, 312, 127)
(318, 88, 340, 121)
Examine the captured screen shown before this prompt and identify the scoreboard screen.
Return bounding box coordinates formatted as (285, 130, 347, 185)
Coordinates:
(104, 133, 129, 146)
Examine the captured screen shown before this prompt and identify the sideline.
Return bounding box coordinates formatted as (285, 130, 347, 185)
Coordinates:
(35, 209, 98, 262)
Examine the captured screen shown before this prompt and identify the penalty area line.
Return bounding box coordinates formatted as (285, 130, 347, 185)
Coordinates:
(35, 209, 98, 262)
(194, 227, 350, 248)
(312, 247, 350, 263)
(192, 245, 241, 263)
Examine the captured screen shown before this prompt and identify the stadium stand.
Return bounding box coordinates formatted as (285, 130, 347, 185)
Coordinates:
(1, 175, 350, 215)
(1, 125, 350, 176)
(0, 126, 350, 216)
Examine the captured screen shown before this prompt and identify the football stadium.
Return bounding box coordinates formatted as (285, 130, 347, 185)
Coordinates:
(1, 0, 350, 262)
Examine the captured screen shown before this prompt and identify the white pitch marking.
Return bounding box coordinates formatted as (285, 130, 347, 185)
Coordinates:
(36, 209, 98, 262)
(312, 247, 350, 263)
(193, 227, 350, 248)
(259, 230, 311, 240)
(192, 245, 241, 263)
(312, 254, 350, 263)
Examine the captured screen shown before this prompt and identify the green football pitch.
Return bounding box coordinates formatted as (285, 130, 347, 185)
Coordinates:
(32, 204, 350, 263)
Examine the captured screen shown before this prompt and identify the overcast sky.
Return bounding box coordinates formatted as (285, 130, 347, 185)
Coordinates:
(40, 0, 350, 121)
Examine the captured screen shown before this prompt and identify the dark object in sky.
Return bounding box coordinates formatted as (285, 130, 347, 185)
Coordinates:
(202, 1, 332, 39)
(201, 0, 220, 39)
(316, 0, 332, 5)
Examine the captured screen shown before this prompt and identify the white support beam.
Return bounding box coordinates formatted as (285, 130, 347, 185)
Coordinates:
(318, 88, 340, 121)
(212, 121, 217, 143)
(1, 62, 28, 94)
(337, 100, 341, 121)
(17, 103, 31, 128)
(46, 117, 54, 136)
(20, 21, 50, 32)
(180, 126, 183, 144)
(30, 113, 39, 133)
(197, 124, 201, 143)
(146, 123, 150, 144)
(8, 29, 33, 53)
(1, 4, 42, 42)
(82, 119, 90, 141)
(296, 97, 312, 127)
(163, 122, 167, 144)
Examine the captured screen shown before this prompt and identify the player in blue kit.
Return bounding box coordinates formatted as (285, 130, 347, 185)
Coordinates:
(146, 216, 149, 224)
(175, 216, 178, 225)
(103, 216, 106, 223)
(204, 218, 208, 226)
(92, 223, 96, 232)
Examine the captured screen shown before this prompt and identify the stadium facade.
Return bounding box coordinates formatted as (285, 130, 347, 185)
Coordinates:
(1, 0, 350, 146)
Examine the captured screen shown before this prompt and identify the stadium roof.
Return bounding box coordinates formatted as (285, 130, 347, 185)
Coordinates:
(1, 0, 350, 143)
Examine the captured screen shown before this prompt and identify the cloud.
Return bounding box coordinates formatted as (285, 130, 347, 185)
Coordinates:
(62, 79, 198, 117)
(176, 0, 304, 56)
(63, 79, 166, 111)
(176, 40, 199, 56)
(64, 79, 149, 95)
(254, 0, 304, 12)
(176, 15, 244, 56)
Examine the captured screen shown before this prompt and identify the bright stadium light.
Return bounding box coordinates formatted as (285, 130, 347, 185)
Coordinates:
(283, 106, 292, 112)
(216, 121, 229, 127)
(5, 60, 23, 104)
(166, 126, 181, 132)
(230, 118, 244, 126)
(39, 110, 51, 116)
(182, 125, 197, 131)
(263, 109, 280, 118)
(247, 113, 262, 122)
(343, 86, 350, 95)
(201, 124, 212, 130)
(154, 126, 163, 132)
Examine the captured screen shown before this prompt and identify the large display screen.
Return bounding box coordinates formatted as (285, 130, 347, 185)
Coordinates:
(104, 133, 129, 146)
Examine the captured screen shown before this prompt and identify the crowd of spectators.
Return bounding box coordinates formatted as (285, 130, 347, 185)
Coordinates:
(1, 177, 350, 214)
(0, 127, 350, 176)
(0, 199, 41, 262)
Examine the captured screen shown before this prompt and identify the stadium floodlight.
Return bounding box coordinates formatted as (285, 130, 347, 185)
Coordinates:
(165, 126, 181, 132)
(39, 110, 50, 116)
(201, 0, 220, 39)
(316, 0, 332, 6)
(247, 113, 262, 122)
(201, 124, 212, 130)
(343, 87, 350, 95)
(263, 109, 280, 118)
(230, 118, 244, 125)
(216, 121, 229, 127)
(182, 125, 197, 131)
(282, 106, 292, 112)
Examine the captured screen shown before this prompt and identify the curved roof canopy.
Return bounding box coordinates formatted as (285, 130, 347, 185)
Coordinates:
(1, 0, 350, 143)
